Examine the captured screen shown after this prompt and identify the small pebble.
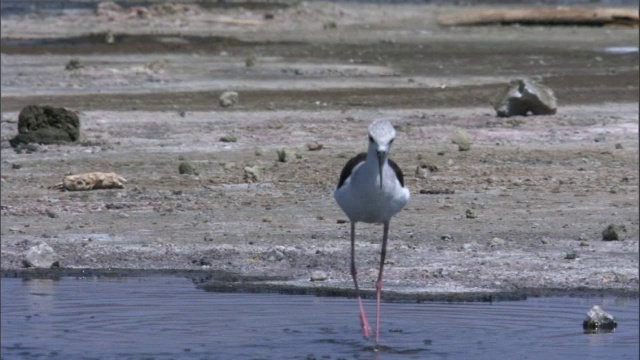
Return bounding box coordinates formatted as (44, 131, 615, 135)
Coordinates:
(310, 270, 328, 282)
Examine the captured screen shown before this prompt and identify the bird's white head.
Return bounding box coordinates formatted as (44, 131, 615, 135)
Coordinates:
(367, 120, 396, 189)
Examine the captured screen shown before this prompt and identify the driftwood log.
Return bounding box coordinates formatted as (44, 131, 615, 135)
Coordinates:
(49, 172, 127, 191)
(437, 7, 639, 27)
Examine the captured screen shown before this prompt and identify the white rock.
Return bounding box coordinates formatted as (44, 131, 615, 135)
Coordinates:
(24, 242, 59, 268)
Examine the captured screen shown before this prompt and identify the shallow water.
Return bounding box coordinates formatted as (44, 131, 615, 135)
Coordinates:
(2, 276, 638, 360)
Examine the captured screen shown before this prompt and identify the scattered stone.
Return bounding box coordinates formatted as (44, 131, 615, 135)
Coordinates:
(204, 234, 215, 242)
(415, 163, 439, 179)
(336, 219, 348, 224)
(243, 165, 261, 183)
(104, 29, 115, 44)
(219, 135, 237, 143)
(602, 224, 626, 241)
(11, 163, 22, 169)
(277, 148, 299, 162)
(310, 270, 328, 282)
(178, 162, 198, 175)
(461, 243, 473, 251)
(219, 91, 239, 107)
(221, 161, 236, 170)
(564, 250, 578, 260)
(323, 21, 337, 30)
(65, 58, 84, 71)
(583, 305, 617, 333)
(578, 233, 588, 241)
(615, 143, 623, 150)
(9, 105, 80, 147)
(593, 134, 606, 143)
(268, 121, 284, 130)
(493, 79, 557, 117)
(262, 216, 273, 223)
(465, 209, 477, 219)
(451, 129, 472, 151)
(306, 142, 324, 151)
(489, 237, 506, 247)
(245, 55, 257, 67)
(45, 209, 59, 218)
(24, 242, 60, 269)
(441, 234, 453, 242)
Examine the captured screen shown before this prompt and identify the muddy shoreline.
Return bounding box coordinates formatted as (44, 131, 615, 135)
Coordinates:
(1, 2, 638, 296)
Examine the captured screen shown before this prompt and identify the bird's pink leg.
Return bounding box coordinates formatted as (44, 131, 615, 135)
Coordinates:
(350, 221, 372, 338)
(375, 221, 390, 345)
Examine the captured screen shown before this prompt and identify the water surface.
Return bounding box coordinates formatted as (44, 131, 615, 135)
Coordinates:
(2, 276, 638, 359)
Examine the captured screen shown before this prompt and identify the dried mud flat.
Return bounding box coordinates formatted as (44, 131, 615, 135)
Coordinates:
(1, 1, 638, 299)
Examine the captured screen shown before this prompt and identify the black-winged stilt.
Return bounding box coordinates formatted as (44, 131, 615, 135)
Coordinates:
(334, 119, 410, 344)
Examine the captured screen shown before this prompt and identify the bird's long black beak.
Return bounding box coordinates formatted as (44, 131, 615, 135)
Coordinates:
(376, 151, 385, 189)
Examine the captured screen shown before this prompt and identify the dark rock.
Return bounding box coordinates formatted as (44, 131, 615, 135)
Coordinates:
(564, 250, 578, 260)
(494, 79, 557, 117)
(465, 209, 477, 219)
(419, 189, 455, 195)
(10, 105, 80, 147)
(583, 305, 617, 333)
(65, 58, 84, 71)
(178, 162, 198, 175)
(602, 224, 626, 241)
(219, 135, 237, 143)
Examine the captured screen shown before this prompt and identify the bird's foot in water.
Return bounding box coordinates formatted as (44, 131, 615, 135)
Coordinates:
(360, 312, 373, 338)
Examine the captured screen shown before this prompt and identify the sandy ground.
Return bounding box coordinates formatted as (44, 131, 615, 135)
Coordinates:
(1, 1, 638, 298)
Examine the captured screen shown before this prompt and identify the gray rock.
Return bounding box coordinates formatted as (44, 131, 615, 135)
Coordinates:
(594, 134, 606, 143)
(441, 234, 453, 242)
(415, 163, 438, 179)
(583, 305, 617, 333)
(489, 237, 506, 247)
(310, 270, 328, 282)
(465, 209, 477, 219)
(451, 129, 472, 151)
(24, 242, 59, 268)
(219, 91, 239, 107)
(277, 148, 298, 163)
(245, 55, 257, 67)
(306, 141, 324, 151)
(494, 79, 557, 117)
(243, 165, 261, 183)
(602, 224, 626, 241)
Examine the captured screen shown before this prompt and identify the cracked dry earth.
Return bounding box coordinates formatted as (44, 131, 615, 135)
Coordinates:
(1, 1, 638, 298)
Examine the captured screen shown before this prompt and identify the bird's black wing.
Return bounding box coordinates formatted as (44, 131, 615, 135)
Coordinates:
(336, 152, 367, 189)
(388, 158, 405, 187)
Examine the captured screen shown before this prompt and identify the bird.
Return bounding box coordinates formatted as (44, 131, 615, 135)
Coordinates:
(334, 119, 410, 345)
